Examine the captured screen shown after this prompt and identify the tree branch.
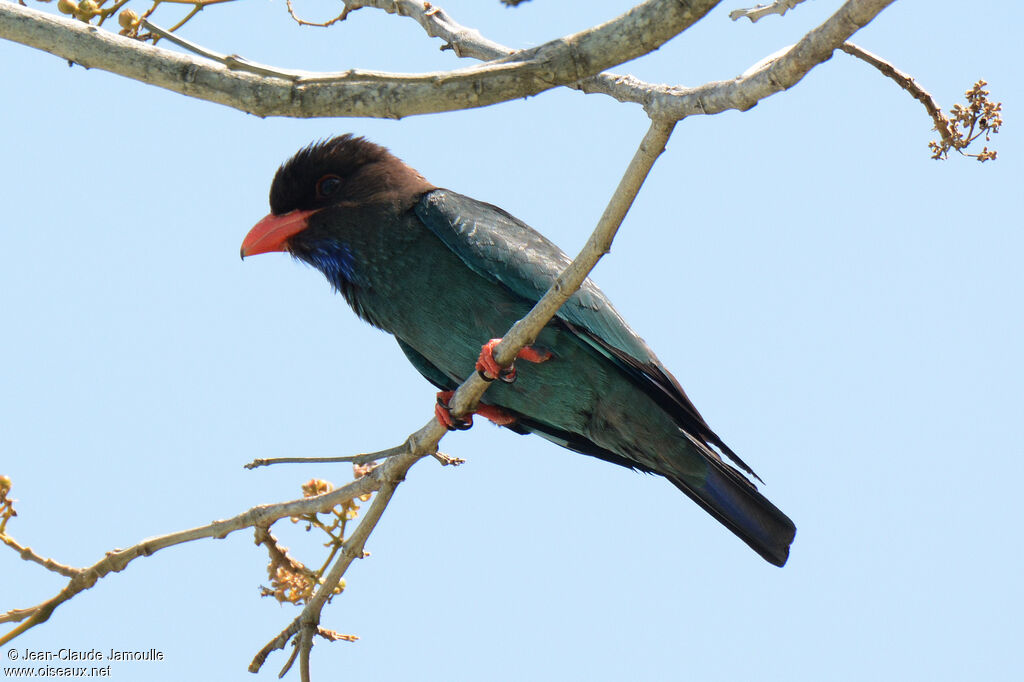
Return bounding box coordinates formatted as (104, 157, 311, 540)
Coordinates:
(729, 0, 809, 23)
(0, 448, 405, 645)
(643, 0, 898, 119)
(245, 449, 463, 467)
(840, 42, 1002, 161)
(0, 0, 719, 118)
(0, 0, 900, 124)
(335, 0, 519, 62)
(0, 534, 78, 579)
(840, 41, 953, 147)
(321, 0, 898, 123)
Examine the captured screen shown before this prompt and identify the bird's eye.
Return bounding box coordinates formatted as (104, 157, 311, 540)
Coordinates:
(316, 174, 343, 198)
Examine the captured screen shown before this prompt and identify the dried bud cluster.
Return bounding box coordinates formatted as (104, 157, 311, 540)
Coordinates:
(301, 478, 333, 497)
(261, 558, 346, 605)
(930, 80, 1003, 162)
(258, 474, 374, 605)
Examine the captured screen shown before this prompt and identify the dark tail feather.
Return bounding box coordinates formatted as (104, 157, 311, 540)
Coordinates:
(670, 460, 796, 567)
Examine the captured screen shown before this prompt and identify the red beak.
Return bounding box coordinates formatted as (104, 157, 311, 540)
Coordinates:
(240, 209, 318, 258)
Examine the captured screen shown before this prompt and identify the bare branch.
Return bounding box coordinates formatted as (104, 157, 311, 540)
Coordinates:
(245, 446, 402, 469)
(0, 0, 720, 119)
(285, 0, 347, 28)
(0, 534, 79, 579)
(246, 454, 383, 467)
(339, 0, 513, 62)
(644, 0, 898, 119)
(1, 0, 900, 125)
(245, 443, 460, 469)
(729, 0, 809, 22)
(0, 449, 407, 645)
(338, 0, 898, 123)
(840, 41, 951, 144)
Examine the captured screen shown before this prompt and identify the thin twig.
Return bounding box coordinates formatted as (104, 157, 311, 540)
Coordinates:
(840, 42, 954, 147)
(0, 534, 79, 578)
(286, 0, 347, 28)
(245, 449, 461, 468)
(335, 0, 510, 61)
(139, 18, 223, 61)
(140, 18, 311, 79)
(95, 0, 131, 28)
(246, 452, 391, 469)
(166, 4, 202, 32)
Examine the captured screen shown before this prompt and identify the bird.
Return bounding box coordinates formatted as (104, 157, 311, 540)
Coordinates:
(241, 134, 796, 566)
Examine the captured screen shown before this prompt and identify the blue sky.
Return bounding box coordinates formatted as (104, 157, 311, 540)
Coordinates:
(2, 1, 1021, 680)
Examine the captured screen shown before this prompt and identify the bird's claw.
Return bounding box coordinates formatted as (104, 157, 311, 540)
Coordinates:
(434, 391, 519, 430)
(475, 338, 553, 383)
(435, 391, 472, 431)
(477, 365, 518, 383)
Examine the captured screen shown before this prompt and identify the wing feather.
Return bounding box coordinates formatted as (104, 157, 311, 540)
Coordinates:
(414, 190, 761, 481)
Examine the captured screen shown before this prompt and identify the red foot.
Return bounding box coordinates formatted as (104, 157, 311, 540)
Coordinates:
(435, 391, 472, 431)
(475, 338, 553, 383)
(434, 391, 519, 431)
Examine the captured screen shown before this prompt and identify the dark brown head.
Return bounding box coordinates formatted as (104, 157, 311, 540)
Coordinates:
(241, 135, 435, 257)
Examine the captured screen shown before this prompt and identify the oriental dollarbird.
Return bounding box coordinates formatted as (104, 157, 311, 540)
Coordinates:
(241, 135, 796, 566)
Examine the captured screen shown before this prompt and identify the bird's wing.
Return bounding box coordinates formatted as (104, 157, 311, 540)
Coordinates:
(414, 190, 761, 480)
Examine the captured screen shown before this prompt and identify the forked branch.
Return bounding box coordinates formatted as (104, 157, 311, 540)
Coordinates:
(0, 0, 720, 118)
(1, 1, 898, 120)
